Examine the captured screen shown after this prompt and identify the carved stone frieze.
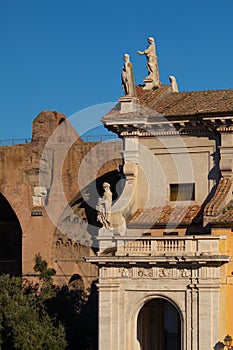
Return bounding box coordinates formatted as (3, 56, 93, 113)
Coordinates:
(119, 267, 133, 278)
(99, 266, 199, 280)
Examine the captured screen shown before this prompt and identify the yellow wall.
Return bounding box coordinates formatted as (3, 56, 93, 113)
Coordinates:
(212, 228, 233, 339)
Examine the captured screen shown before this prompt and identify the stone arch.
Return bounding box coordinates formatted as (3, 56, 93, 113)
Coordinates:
(58, 117, 66, 125)
(68, 273, 85, 290)
(0, 193, 22, 276)
(130, 294, 184, 350)
(52, 169, 124, 286)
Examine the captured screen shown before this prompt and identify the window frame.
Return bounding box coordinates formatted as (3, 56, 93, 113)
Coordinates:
(169, 183, 195, 201)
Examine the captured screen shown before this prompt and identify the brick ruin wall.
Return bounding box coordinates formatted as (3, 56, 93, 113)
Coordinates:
(0, 111, 123, 287)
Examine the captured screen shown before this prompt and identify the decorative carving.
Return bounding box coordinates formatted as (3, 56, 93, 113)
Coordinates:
(158, 268, 171, 278)
(96, 182, 112, 229)
(137, 267, 152, 278)
(137, 37, 160, 89)
(55, 237, 79, 250)
(32, 186, 47, 207)
(119, 267, 132, 278)
(180, 268, 191, 278)
(121, 54, 136, 97)
(56, 203, 91, 245)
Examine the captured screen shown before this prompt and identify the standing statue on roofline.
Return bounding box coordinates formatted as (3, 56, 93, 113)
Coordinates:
(121, 53, 136, 97)
(137, 37, 161, 89)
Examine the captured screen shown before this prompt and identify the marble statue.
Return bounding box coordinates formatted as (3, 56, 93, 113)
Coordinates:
(137, 37, 160, 88)
(121, 53, 136, 97)
(96, 182, 112, 229)
(169, 75, 179, 92)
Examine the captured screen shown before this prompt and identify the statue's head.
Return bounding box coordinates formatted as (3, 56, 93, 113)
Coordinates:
(124, 53, 130, 62)
(103, 182, 110, 190)
(148, 37, 154, 44)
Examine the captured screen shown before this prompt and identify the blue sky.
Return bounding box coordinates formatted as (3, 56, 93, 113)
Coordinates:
(0, 0, 233, 140)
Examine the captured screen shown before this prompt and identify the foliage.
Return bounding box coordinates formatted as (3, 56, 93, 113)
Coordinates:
(33, 253, 56, 283)
(46, 283, 98, 350)
(0, 274, 67, 350)
(0, 255, 98, 350)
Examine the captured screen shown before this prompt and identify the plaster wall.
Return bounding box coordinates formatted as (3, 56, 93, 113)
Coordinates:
(135, 136, 217, 208)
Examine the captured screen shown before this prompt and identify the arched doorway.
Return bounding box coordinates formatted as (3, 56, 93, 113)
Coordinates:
(0, 194, 22, 276)
(137, 298, 181, 350)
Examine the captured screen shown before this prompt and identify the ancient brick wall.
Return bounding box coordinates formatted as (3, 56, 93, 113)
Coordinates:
(0, 110, 123, 287)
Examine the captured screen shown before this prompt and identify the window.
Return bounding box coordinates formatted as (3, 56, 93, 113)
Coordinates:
(170, 183, 195, 201)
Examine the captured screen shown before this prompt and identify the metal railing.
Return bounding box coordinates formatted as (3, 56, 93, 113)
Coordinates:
(0, 135, 118, 146)
(81, 134, 118, 142)
(0, 138, 32, 146)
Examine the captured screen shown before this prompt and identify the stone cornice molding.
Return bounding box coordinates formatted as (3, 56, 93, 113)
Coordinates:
(120, 128, 213, 137)
(217, 125, 233, 133)
(103, 110, 233, 137)
(86, 255, 230, 266)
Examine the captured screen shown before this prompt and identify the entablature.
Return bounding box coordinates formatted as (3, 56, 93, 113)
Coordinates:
(86, 254, 230, 267)
(86, 235, 230, 267)
(103, 110, 233, 138)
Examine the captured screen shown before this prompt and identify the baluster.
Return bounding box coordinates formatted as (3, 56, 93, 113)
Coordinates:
(159, 240, 163, 252)
(131, 241, 134, 252)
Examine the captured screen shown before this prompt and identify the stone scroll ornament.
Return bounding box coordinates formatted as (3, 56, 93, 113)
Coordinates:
(96, 182, 112, 229)
(137, 37, 160, 88)
(121, 53, 136, 97)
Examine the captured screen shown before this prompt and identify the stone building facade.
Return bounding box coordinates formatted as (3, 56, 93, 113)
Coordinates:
(86, 42, 233, 349)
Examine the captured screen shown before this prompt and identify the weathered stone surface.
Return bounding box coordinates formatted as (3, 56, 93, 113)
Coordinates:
(0, 110, 123, 288)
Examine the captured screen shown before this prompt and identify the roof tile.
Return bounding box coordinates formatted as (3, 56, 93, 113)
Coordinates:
(128, 205, 201, 226)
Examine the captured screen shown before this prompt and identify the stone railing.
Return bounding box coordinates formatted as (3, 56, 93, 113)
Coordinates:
(98, 235, 224, 256)
(117, 238, 186, 255)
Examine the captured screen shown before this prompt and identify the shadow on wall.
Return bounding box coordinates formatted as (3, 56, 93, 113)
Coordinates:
(214, 341, 225, 350)
(46, 280, 98, 350)
(0, 193, 22, 276)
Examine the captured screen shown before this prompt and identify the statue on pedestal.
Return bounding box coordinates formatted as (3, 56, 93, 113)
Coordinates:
(137, 37, 160, 89)
(121, 53, 136, 97)
(96, 182, 112, 229)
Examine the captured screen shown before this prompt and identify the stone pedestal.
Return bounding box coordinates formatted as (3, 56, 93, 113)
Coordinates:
(118, 96, 139, 113)
(98, 228, 115, 254)
(143, 77, 160, 90)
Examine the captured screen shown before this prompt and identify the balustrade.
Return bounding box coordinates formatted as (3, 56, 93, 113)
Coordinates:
(112, 236, 221, 256)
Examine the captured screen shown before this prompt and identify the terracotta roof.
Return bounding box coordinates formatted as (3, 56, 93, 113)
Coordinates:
(213, 201, 233, 224)
(135, 85, 233, 117)
(102, 85, 233, 122)
(203, 178, 233, 225)
(204, 178, 232, 217)
(128, 205, 201, 226)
